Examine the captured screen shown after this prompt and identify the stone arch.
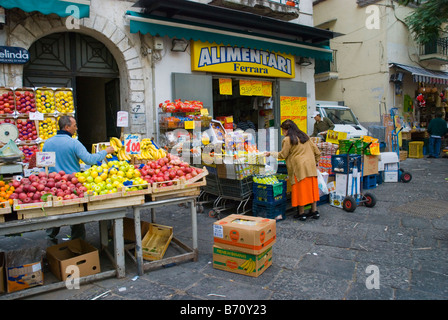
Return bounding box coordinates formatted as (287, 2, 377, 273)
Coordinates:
(7, 13, 147, 134)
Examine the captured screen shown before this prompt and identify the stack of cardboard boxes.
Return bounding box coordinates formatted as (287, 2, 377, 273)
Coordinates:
(212, 214, 276, 277)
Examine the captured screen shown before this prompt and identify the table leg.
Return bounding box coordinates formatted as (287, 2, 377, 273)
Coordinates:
(113, 218, 125, 278)
(190, 199, 198, 261)
(133, 206, 144, 276)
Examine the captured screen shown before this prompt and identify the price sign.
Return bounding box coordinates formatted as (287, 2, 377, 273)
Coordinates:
(117, 111, 129, 127)
(124, 133, 141, 154)
(36, 152, 55, 167)
(29, 112, 44, 120)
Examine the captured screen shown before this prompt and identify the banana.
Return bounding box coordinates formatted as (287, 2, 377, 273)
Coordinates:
(240, 259, 250, 270)
(110, 137, 123, 149)
(246, 260, 255, 274)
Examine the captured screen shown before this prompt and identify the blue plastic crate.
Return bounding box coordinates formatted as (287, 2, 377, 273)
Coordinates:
(331, 154, 362, 174)
(317, 194, 329, 206)
(376, 171, 383, 185)
(252, 200, 287, 220)
(253, 180, 286, 204)
(363, 174, 377, 190)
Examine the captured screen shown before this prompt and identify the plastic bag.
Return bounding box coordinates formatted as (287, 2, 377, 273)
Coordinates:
(0, 139, 23, 157)
(317, 170, 329, 196)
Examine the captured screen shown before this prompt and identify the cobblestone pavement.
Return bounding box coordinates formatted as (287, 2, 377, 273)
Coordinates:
(1, 157, 448, 302)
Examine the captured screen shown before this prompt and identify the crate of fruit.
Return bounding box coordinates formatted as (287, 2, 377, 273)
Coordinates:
(54, 88, 75, 113)
(14, 87, 36, 115)
(179, 167, 208, 189)
(253, 180, 286, 205)
(35, 87, 56, 114)
(0, 86, 15, 115)
(122, 183, 152, 197)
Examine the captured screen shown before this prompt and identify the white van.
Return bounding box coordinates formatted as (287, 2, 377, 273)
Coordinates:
(316, 103, 368, 139)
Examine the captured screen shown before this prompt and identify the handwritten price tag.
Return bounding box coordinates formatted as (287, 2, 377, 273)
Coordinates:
(36, 152, 55, 167)
(124, 134, 141, 154)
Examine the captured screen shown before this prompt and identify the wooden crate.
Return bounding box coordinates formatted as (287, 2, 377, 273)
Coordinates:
(0, 204, 12, 223)
(141, 223, 173, 261)
(150, 186, 201, 201)
(87, 193, 144, 211)
(180, 167, 208, 189)
(151, 179, 181, 193)
(13, 198, 59, 220)
(122, 183, 152, 197)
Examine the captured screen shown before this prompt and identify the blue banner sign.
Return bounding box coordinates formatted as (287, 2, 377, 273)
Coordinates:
(0, 46, 30, 64)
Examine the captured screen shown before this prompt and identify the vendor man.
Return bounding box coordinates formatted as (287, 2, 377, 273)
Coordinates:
(310, 111, 335, 140)
(43, 115, 115, 242)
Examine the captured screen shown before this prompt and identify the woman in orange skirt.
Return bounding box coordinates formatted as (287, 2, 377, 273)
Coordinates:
(266, 119, 321, 220)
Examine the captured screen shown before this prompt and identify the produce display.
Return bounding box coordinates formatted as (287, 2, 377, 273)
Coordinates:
(19, 145, 40, 163)
(55, 89, 74, 113)
(17, 119, 38, 141)
(15, 89, 36, 114)
(9, 171, 86, 204)
(109, 137, 167, 161)
(78, 161, 147, 196)
(159, 99, 203, 113)
(139, 153, 204, 185)
(0, 88, 15, 114)
(35, 88, 55, 113)
(39, 117, 57, 140)
(0, 180, 15, 207)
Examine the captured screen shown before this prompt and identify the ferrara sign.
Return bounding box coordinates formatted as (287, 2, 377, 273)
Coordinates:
(191, 41, 295, 78)
(0, 46, 30, 64)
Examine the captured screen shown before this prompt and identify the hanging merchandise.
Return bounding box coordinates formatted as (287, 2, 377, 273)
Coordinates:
(416, 93, 426, 107)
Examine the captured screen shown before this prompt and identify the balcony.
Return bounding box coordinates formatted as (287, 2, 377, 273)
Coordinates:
(314, 50, 338, 82)
(419, 37, 448, 65)
(209, 0, 299, 21)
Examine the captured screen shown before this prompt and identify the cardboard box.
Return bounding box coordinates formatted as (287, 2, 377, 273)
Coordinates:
(335, 173, 361, 196)
(384, 170, 398, 183)
(363, 155, 379, 176)
(212, 245, 272, 277)
(46, 239, 101, 281)
(329, 192, 344, 208)
(123, 217, 150, 242)
(5, 247, 43, 293)
(213, 214, 276, 255)
(0, 252, 5, 293)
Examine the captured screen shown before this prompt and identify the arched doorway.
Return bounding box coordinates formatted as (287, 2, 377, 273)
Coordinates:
(23, 32, 120, 149)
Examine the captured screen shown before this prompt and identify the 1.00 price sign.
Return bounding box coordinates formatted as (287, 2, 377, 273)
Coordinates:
(124, 134, 141, 154)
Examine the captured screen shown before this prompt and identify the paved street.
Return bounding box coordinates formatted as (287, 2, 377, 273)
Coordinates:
(1, 156, 448, 301)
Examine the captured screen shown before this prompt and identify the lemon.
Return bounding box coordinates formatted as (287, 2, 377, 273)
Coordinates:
(90, 171, 98, 179)
(117, 171, 125, 177)
(94, 176, 103, 184)
(100, 173, 108, 181)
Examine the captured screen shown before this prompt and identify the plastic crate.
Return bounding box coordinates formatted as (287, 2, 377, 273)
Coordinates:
(408, 141, 424, 158)
(363, 174, 377, 190)
(331, 154, 362, 174)
(376, 171, 383, 185)
(218, 177, 252, 198)
(252, 200, 287, 220)
(253, 180, 286, 204)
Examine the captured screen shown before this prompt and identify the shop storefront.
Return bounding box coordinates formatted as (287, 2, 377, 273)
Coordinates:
(389, 62, 448, 156)
(126, 0, 334, 148)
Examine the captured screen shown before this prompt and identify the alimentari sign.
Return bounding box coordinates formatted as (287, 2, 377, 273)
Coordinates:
(191, 41, 295, 78)
(0, 46, 30, 64)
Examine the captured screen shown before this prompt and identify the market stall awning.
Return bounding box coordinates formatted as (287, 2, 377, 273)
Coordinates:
(0, 0, 90, 19)
(392, 62, 448, 85)
(126, 0, 334, 61)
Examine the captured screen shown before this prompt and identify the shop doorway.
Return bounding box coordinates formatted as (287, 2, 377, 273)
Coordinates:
(23, 32, 120, 150)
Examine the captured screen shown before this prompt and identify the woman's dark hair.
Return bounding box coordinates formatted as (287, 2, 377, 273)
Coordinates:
(280, 119, 309, 145)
